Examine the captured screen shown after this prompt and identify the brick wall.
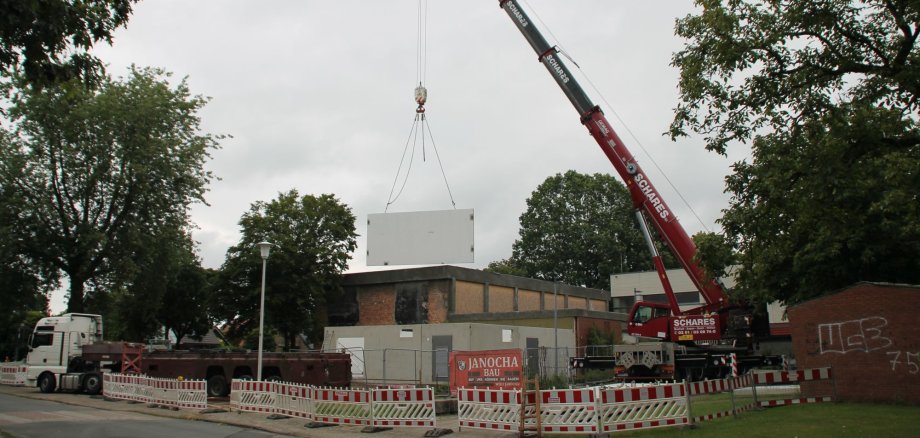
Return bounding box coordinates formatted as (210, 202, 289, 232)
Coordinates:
(358, 285, 397, 325)
(427, 280, 450, 324)
(789, 283, 920, 404)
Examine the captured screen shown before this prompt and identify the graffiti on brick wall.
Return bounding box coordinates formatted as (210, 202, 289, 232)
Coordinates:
(816, 316, 919, 376)
(886, 351, 920, 375)
(817, 316, 892, 354)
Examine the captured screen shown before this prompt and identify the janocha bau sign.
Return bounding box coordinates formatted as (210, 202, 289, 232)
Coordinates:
(449, 349, 523, 395)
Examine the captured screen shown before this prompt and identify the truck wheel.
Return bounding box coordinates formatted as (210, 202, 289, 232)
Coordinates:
(83, 373, 103, 395)
(207, 375, 228, 397)
(38, 373, 56, 393)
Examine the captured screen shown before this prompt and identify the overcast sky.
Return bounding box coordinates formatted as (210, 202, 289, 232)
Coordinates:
(49, 0, 751, 312)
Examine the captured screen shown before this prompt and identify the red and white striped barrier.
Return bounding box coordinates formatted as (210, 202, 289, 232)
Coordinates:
(148, 377, 179, 407)
(752, 367, 833, 408)
(372, 387, 436, 428)
(312, 387, 372, 426)
(754, 367, 832, 384)
(457, 388, 521, 431)
(759, 396, 832, 407)
(173, 379, 208, 409)
(0, 364, 28, 386)
(102, 374, 204, 410)
(597, 383, 688, 433)
(688, 378, 729, 396)
(103, 373, 149, 402)
(539, 388, 598, 434)
(230, 380, 278, 414)
(274, 381, 312, 419)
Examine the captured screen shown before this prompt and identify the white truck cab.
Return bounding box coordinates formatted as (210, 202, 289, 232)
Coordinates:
(25, 313, 104, 393)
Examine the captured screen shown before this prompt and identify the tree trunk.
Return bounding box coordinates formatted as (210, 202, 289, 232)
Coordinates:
(67, 275, 85, 313)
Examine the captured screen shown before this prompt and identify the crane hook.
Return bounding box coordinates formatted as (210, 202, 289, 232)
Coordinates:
(415, 83, 427, 113)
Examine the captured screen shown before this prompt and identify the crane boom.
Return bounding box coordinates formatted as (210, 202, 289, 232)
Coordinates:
(497, 0, 727, 313)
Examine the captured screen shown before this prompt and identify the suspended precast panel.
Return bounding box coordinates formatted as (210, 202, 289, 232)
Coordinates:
(367, 209, 474, 266)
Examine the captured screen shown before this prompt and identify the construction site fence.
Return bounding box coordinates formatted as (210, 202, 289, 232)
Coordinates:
(457, 367, 834, 435)
(0, 363, 27, 386)
(326, 345, 612, 392)
(102, 373, 208, 410)
(687, 367, 835, 424)
(229, 380, 437, 429)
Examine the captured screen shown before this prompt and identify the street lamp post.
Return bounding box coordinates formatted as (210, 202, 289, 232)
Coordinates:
(256, 241, 272, 382)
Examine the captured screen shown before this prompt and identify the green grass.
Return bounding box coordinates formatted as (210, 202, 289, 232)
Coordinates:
(546, 403, 918, 437)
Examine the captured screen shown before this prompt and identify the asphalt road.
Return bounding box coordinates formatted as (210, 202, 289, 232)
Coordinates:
(0, 392, 292, 438)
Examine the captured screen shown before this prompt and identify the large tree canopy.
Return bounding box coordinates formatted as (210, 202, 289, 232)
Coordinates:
(0, 184, 50, 360)
(0, 67, 220, 312)
(671, 0, 919, 154)
(213, 190, 357, 351)
(0, 0, 137, 87)
(488, 171, 663, 290)
(673, 0, 920, 304)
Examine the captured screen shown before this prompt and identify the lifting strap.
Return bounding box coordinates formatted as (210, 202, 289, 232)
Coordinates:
(385, 0, 456, 212)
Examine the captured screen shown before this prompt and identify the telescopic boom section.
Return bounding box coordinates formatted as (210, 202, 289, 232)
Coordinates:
(498, 0, 726, 310)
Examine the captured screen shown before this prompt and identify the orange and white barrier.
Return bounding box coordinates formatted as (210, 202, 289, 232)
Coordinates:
(312, 387, 372, 426)
(457, 388, 521, 431)
(0, 364, 28, 386)
(372, 387, 436, 428)
(597, 383, 689, 432)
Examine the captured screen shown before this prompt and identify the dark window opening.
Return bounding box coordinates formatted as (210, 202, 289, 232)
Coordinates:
(328, 286, 359, 326)
(395, 282, 428, 325)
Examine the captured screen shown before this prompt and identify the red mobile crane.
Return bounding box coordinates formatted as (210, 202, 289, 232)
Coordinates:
(498, 0, 776, 379)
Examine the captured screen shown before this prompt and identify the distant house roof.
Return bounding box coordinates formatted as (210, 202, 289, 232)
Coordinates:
(179, 328, 222, 348)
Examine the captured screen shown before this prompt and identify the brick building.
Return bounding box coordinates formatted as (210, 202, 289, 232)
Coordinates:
(329, 265, 624, 348)
(323, 265, 624, 385)
(788, 282, 920, 404)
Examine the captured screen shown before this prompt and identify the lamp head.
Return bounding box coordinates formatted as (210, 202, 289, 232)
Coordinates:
(257, 241, 272, 259)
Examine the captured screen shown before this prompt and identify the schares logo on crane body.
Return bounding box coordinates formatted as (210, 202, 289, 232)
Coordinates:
(634, 174, 670, 220)
(507, 2, 529, 27)
(546, 55, 570, 84)
(593, 119, 671, 220)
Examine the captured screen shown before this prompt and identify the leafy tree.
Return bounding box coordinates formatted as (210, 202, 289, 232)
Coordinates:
(495, 171, 660, 290)
(0, 0, 137, 87)
(213, 190, 358, 351)
(160, 263, 215, 349)
(0, 67, 220, 313)
(0, 183, 52, 359)
(671, 1, 920, 304)
(671, 0, 919, 154)
(80, 226, 206, 344)
(484, 258, 528, 277)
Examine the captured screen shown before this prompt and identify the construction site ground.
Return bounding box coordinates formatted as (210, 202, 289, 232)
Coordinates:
(0, 384, 500, 438)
